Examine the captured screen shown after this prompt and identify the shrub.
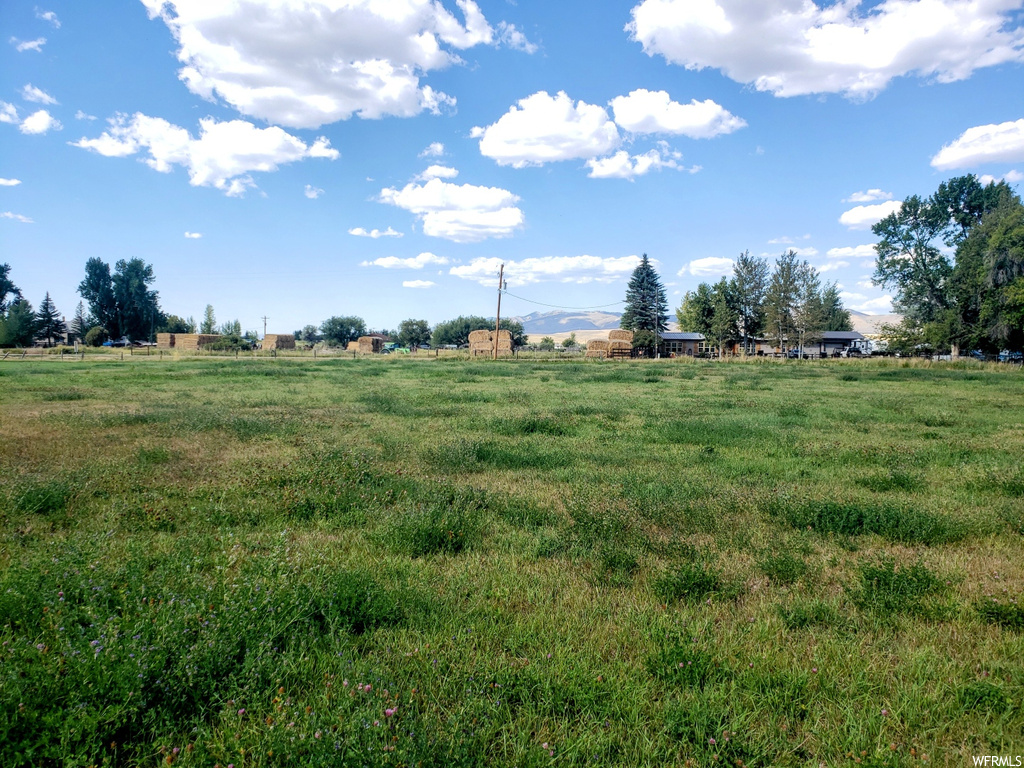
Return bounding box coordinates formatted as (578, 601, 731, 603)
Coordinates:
(83, 326, 107, 346)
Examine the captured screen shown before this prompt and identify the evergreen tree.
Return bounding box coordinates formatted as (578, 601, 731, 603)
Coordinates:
(676, 282, 715, 336)
(621, 253, 668, 355)
(821, 282, 853, 332)
(763, 250, 800, 351)
(0, 299, 37, 347)
(69, 301, 89, 342)
(201, 305, 216, 334)
(35, 292, 66, 346)
(0, 263, 23, 313)
(708, 278, 739, 358)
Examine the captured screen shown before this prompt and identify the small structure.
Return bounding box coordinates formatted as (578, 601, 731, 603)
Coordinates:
(658, 332, 706, 357)
(356, 335, 384, 354)
(586, 329, 634, 359)
(817, 331, 867, 357)
(263, 334, 295, 351)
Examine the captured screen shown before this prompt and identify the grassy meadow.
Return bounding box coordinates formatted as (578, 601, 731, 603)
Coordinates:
(1, 355, 1022, 766)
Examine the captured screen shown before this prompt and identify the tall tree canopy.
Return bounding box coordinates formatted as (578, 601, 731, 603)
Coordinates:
(320, 315, 366, 347)
(77, 258, 162, 340)
(621, 254, 668, 335)
(763, 250, 801, 350)
(0, 263, 23, 313)
(0, 299, 37, 347)
(397, 319, 431, 348)
(35, 293, 66, 346)
(431, 316, 525, 348)
(731, 251, 769, 353)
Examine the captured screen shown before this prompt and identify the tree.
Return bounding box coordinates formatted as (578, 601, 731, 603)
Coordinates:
(763, 250, 801, 351)
(159, 315, 195, 334)
(78, 258, 119, 338)
(562, 332, 578, 349)
(676, 282, 715, 337)
(708, 279, 738, 358)
(111, 258, 162, 341)
(0, 299, 37, 347)
(35, 293, 66, 346)
(537, 336, 556, 351)
(295, 324, 321, 343)
(821, 282, 852, 332)
(320, 315, 366, 347)
(621, 254, 668, 350)
(430, 316, 525, 348)
(68, 301, 89, 343)
(84, 326, 107, 347)
(397, 319, 431, 348)
(730, 251, 769, 354)
(0, 263, 23, 313)
(791, 263, 824, 355)
(218, 319, 242, 336)
(201, 305, 217, 334)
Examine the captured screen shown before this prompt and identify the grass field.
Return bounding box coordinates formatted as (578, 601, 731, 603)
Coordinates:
(1, 356, 1022, 767)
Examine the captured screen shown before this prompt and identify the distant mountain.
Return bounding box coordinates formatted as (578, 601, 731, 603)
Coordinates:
(510, 310, 624, 334)
(849, 310, 901, 336)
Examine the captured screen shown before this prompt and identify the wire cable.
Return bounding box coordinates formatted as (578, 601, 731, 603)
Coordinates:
(499, 290, 626, 311)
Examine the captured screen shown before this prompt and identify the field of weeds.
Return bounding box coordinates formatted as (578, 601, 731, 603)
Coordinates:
(1, 356, 1022, 766)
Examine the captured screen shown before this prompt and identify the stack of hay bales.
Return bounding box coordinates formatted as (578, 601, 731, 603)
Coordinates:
(263, 334, 295, 350)
(174, 333, 221, 352)
(357, 336, 383, 354)
(607, 329, 634, 359)
(585, 339, 610, 359)
(346, 341, 360, 352)
(469, 329, 513, 357)
(156, 333, 175, 349)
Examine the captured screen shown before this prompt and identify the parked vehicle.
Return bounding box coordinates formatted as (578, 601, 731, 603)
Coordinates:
(999, 349, 1023, 363)
(102, 337, 132, 347)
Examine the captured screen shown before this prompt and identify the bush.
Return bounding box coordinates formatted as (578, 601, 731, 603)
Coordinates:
(83, 326, 107, 346)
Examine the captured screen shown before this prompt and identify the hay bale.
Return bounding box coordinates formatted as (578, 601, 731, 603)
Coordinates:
(608, 329, 634, 342)
(468, 329, 492, 343)
(495, 329, 512, 342)
(357, 336, 383, 353)
(587, 339, 610, 352)
(156, 333, 175, 349)
(346, 341, 359, 352)
(264, 334, 295, 350)
(585, 349, 606, 359)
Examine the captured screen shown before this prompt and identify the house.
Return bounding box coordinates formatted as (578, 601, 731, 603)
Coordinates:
(658, 332, 708, 357)
(816, 331, 867, 357)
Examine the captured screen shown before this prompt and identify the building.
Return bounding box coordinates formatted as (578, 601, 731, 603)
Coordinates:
(658, 332, 708, 357)
(816, 331, 867, 357)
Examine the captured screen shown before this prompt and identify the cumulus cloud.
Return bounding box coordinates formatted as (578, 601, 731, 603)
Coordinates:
(610, 89, 746, 138)
(451, 254, 642, 287)
(817, 260, 849, 273)
(71, 112, 338, 196)
(184, 231, 202, 238)
(379, 177, 523, 242)
(304, 184, 324, 199)
(139, 0, 499, 128)
(416, 164, 459, 181)
(37, 10, 60, 27)
(0, 103, 18, 124)
(403, 280, 436, 288)
(679, 256, 734, 277)
(497, 21, 538, 53)
(767, 234, 811, 245)
(19, 110, 61, 134)
(1, 211, 33, 223)
(349, 226, 403, 239)
(828, 244, 877, 259)
(931, 119, 1024, 169)
(472, 90, 620, 168)
(789, 246, 818, 257)
(21, 85, 57, 105)
(840, 200, 902, 230)
(75, 110, 97, 121)
(845, 188, 892, 203)
(0, 178, 21, 186)
(979, 169, 1024, 184)
(363, 252, 447, 269)
(586, 144, 693, 179)
(626, 0, 1024, 99)
(840, 292, 894, 313)
(420, 142, 445, 157)
(11, 37, 46, 53)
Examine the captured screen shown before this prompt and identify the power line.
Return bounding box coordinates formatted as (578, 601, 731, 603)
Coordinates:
(499, 290, 626, 311)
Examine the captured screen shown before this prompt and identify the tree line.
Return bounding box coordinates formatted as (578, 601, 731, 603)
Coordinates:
(871, 174, 1023, 356)
(293, 315, 526, 349)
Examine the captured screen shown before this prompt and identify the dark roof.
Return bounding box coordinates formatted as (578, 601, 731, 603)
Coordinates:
(660, 332, 705, 341)
(821, 331, 865, 341)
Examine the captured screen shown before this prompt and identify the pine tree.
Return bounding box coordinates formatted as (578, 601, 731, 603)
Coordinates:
(69, 301, 88, 342)
(201, 305, 216, 334)
(621, 254, 668, 355)
(35, 292, 66, 346)
(0, 299, 37, 347)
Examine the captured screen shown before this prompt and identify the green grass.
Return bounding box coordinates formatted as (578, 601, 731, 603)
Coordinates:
(1, 355, 1022, 765)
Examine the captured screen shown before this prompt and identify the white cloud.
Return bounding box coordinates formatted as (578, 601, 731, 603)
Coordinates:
(845, 188, 892, 203)
(627, 0, 1024, 100)
(857, 278, 876, 290)
(0, 178, 21, 186)
(1, 211, 33, 223)
(828, 245, 877, 259)
(140, 0, 497, 129)
(420, 142, 445, 158)
(71, 113, 338, 196)
(586, 144, 691, 179)
(790, 246, 818, 257)
(379, 177, 523, 242)
(349, 226, 404, 239)
(979, 169, 1024, 185)
(497, 21, 538, 53)
(840, 292, 894, 313)
(767, 234, 811, 245)
(416, 164, 459, 181)
(610, 89, 745, 138)
(11, 37, 46, 53)
(363, 252, 447, 269)
(19, 110, 61, 134)
(403, 280, 436, 288)
(75, 110, 97, 121)
(36, 10, 60, 28)
(21, 85, 58, 105)
(472, 90, 620, 168)
(840, 200, 902, 230)
(304, 184, 324, 199)
(451, 254, 642, 287)
(679, 256, 734, 277)
(817, 260, 849, 273)
(931, 119, 1024, 169)
(184, 231, 202, 238)
(0, 102, 18, 124)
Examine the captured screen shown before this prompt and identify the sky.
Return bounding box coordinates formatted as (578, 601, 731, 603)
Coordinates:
(2, 0, 1023, 335)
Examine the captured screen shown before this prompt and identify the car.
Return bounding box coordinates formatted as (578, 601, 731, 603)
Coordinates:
(786, 348, 805, 359)
(841, 347, 864, 358)
(999, 350, 1023, 363)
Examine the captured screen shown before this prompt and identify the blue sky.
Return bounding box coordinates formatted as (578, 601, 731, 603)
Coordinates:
(2, 0, 1023, 334)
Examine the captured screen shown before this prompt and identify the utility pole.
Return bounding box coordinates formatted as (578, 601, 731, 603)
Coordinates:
(493, 263, 504, 360)
(260, 315, 268, 339)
